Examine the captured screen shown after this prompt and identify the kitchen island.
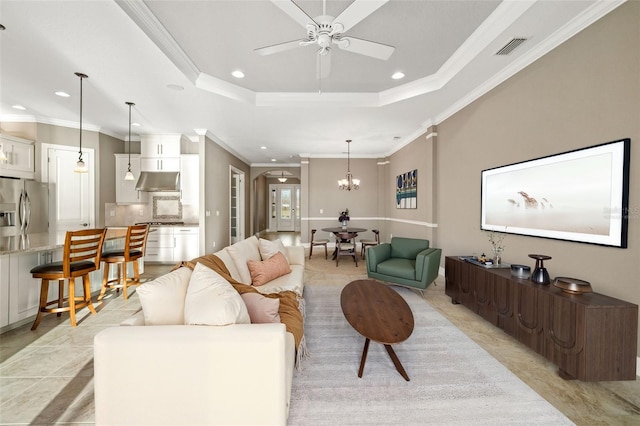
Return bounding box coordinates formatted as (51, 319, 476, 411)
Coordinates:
(0, 228, 130, 331)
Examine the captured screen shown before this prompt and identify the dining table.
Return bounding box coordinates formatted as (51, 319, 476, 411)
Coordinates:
(321, 227, 368, 260)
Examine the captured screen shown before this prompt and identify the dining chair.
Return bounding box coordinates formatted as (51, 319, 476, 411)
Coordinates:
(309, 229, 329, 259)
(336, 231, 358, 267)
(30, 228, 107, 330)
(360, 229, 380, 259)
(98, 224, 150, 301)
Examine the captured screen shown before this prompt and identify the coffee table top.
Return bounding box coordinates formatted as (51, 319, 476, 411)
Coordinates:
(340, 279, 414, 345)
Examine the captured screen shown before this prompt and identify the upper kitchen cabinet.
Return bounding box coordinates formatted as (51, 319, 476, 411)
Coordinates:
(0, 134, 36, 179)
(180, 154, 199, 206)
(115, 153, 148, 204)
(140, 134, 182, 172)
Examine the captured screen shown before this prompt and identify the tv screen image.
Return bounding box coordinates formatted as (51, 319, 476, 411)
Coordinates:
(481, 138, 630, 248)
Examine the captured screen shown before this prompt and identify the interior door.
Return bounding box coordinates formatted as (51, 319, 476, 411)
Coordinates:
(45, 145, 94, 238)
(230, 166, 245, 244)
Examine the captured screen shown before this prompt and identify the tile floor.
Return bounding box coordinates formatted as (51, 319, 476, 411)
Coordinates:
(0, 234, 638, 424)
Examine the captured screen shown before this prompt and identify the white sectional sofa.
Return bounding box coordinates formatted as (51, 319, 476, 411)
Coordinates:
(93, 236, 305, 426)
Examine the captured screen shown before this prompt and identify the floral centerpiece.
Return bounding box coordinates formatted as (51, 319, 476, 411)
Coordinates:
(486, 230, 506, 264)
(338, 209, 350, 229)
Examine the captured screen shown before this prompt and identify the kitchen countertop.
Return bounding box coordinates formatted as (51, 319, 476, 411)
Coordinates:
(0, 228, 129, 256)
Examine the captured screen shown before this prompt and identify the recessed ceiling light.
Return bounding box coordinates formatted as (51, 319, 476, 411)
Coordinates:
(166, 84, 184, 91)
(260, 146, 267, 150)
(393, 136, 401, 140)
(391, 72, 405, 80)
(132, 122, 141, 127)
(55, 91, 70, 97)
(11, 105, 26, 110)
(271, 158, 276, 162)
(231, 70, 245, 79)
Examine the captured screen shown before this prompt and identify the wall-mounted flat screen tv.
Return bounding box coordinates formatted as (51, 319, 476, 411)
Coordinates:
(481, 138, 630, 248)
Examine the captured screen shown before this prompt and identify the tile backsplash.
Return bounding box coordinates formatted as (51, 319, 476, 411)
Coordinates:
(105, 202, 198, 226)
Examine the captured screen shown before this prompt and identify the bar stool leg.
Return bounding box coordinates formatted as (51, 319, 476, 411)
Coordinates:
(83, 274, 97, 315)
(31, 279, 50, 331)
(116, 264, 122, 293)
(98, 263, 110, 301)
(57, 280, 64, 317)
(68, 278, 77, 327)
(122, 262, 129, 300)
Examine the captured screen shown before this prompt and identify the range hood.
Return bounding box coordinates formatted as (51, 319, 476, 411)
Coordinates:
(135, 171, 180, 192)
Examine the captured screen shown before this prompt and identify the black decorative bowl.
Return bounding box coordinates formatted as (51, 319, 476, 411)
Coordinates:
(510, 264, 531, 279)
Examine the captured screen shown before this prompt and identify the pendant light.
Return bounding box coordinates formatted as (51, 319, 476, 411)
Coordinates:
(337, 139, 360, 190)
(124, 101, 135, 181)
(73, 72, 89, 173)
(277, 171, 287, 183)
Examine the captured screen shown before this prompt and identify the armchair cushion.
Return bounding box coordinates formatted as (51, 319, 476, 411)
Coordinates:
(390, 237, 429, 259)
(376, 258, 416, 280)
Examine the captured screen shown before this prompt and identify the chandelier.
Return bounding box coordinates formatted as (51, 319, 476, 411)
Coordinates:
(278, 171, 287, 183)
(338, 139, 360, 191)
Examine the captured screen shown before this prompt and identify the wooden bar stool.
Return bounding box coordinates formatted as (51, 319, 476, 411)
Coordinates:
(309, 229, 329, 259)
(30, 228, 107, 330)
(360, 229, 380, 259)
(98, 224, 149, 301)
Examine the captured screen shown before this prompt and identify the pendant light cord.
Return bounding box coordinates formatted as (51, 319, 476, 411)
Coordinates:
(74, 72, 88, 163)
(126, 102, 135, 172)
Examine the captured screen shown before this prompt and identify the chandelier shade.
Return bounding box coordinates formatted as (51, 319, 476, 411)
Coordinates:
(277, 171, 287, 183)
(338, 139, 359, 190)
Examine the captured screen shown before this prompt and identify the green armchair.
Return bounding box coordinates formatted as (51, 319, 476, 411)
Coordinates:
(366, 237, 442, 293)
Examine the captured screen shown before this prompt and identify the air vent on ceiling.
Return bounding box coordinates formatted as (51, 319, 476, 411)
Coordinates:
(495, 37, 528, 55)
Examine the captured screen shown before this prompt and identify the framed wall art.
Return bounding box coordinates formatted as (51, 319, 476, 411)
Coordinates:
(396, 169, 417, 209)
(481, 138, 630, 248)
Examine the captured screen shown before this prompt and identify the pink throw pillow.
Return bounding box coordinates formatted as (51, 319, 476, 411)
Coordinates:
(247, 252, 292, 286)
(241, 292, 281, 324)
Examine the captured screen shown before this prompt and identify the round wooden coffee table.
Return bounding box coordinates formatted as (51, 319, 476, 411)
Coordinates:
(340, 279, 414, 381)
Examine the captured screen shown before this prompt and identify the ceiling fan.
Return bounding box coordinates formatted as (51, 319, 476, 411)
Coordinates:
(254, 0, 395, 79)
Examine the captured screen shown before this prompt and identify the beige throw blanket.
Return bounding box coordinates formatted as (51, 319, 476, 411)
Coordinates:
(174, 255, 307, 363)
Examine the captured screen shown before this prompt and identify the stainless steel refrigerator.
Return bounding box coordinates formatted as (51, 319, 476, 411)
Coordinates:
(0, 177, 48, 237)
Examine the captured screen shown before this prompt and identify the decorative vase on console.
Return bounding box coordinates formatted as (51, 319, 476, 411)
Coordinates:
(486, 230, 506, 265)
(338, 209, 350, 230)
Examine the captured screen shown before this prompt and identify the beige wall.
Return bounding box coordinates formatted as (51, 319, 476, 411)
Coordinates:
(304, 157, 381, 244)
(201, 134, 250, 253)
(385, 128, 438, 245)
(436, 2, 640, 353)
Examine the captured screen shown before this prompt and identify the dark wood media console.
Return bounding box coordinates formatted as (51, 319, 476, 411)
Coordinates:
(445, 256, 638, 381)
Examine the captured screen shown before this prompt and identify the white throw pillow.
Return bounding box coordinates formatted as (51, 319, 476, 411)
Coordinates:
(136, 267, 192, 325)
(227, 236, 261, 284)
(184, 262, 251, 326)
(258, 238, 289, 262)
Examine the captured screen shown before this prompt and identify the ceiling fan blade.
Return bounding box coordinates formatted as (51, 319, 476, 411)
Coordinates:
(337, 36, 394, 60)
(254, 39, 305, 56)
(332, 0, 388, 33)
(271, 0, 317, 28)
(316, 51, 331, 79)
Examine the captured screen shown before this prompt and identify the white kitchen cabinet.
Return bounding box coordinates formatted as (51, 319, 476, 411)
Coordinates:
(8, 249, 62, 324)
(115, 154, 148, 204)
(140, 135, 181, 172)
(0, 255, 9, 328)
(145, 227, 175, 263)
(180, 154, 199, 206)
(173, 227, 199, 261)
(140, 157, 180, 172)
(141, 136, 181, 158)
(0, 134, 36, 179)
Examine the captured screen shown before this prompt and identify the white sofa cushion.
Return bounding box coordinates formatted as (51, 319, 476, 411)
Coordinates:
(213, 248, 243, 283)
(184, 262, 251, 326)
(227, 236, 261, 284)
(258, 238, 288, 261)
(136, 267, 192, 325)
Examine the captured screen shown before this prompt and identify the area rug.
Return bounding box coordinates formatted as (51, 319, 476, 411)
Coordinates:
(288, 284, 574, 425)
